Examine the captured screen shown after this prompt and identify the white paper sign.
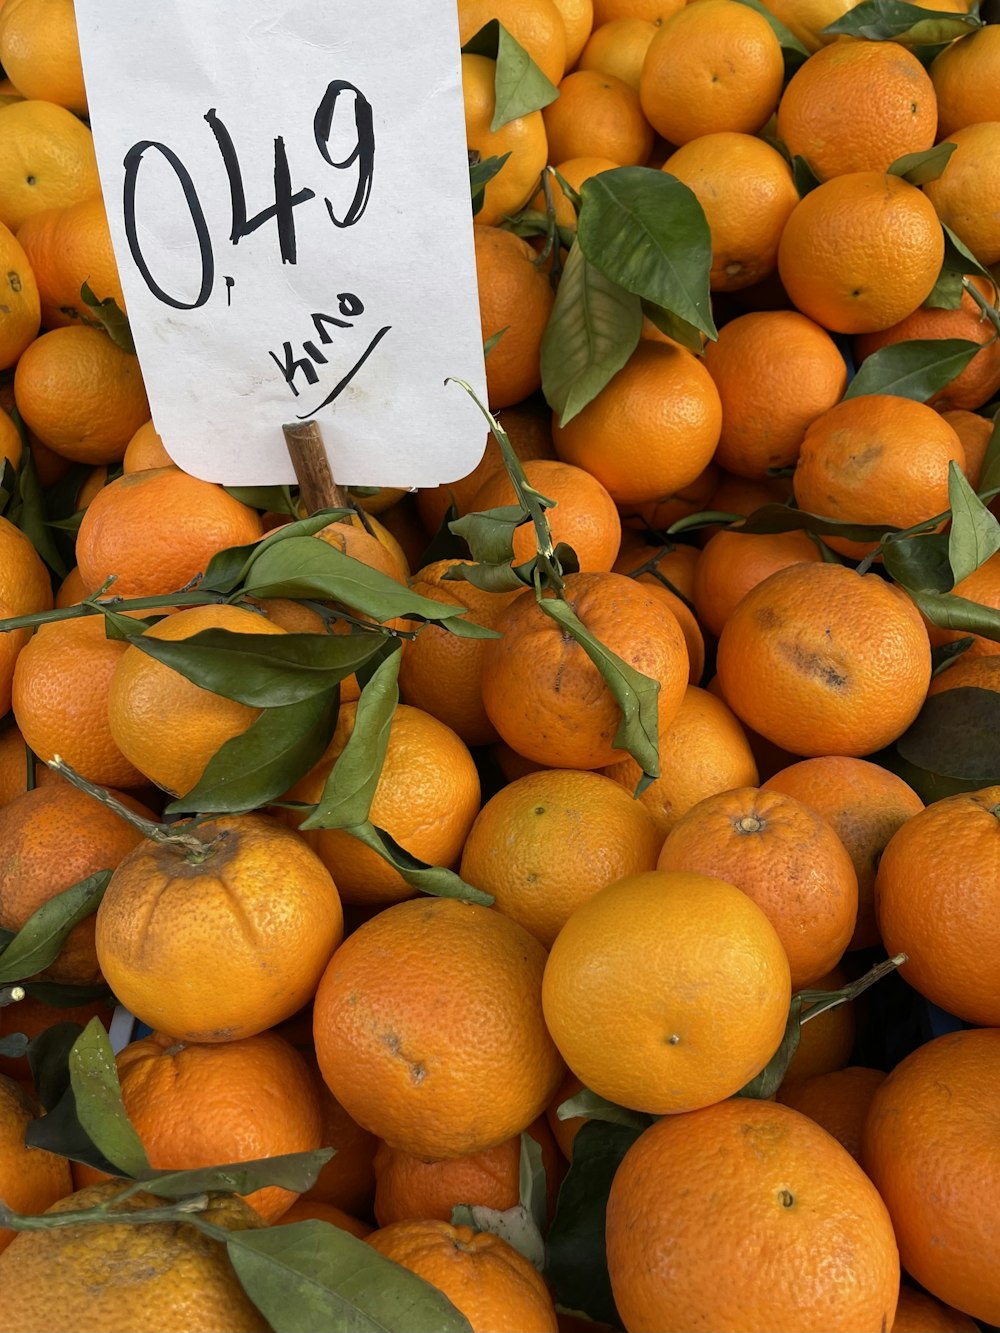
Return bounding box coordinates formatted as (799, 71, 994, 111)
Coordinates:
(74, 0, 488, 488)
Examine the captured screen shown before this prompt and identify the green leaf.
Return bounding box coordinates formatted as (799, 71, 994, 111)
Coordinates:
(243, 537, 471, 626)
(225, 1221, 473, 1333)
(0, 456, 16, 518)
(544, 1121, 641, 1327)
(924, 267, 965, 311)
(22, 980, 115, 1007)
(930, 637, 974, 675)
(821, 1, 981, 42)
(789, 154, 821, 198)
(888, 141, 957, 185)
(845, 338, 981, 401)
(556, 1089, 654, 1132)
(198, 508, 354, 595)
(301, 648, 400, 830)
(539, 596, 661, 780)
(449, 506, 524, 566)
(730, 504, 901, 543)
(896, 687, 1000, 783)
(461, 20, 558, 129)
(881, 531, 954, 593)
(13, 442, 66, 577)
(141, 1150, 334, 1201)
(540, 241, 643, 426)
(451, 1200, 546, 1270)
(441, 559, 530, 594)
(26, 1022, 84, 1113)
(166, 689, 341, 814)
(939, 223, 997, 293)
(948, 461, 1000, 585)
(0, 1033, 28, 1059)
(80, 283, 135, 354)
(483, 327, 508, 359)
(577, 168, 716, 341)
(732, 0, 810, 73)
(520, 1131, 547, 1237)
(68, 1018, 150, 1177)
(0, 872, 111, 984)
(224, 485, 297, 515)
(736, 998, 803, 1099)
(470, 153, 511, 215)
(340, 821, 492, 904)
(977, 415, 1000, 498)
(129, 628, 384, 706)
(640, 301, 705, 354)
(910, 587, 1000, 643)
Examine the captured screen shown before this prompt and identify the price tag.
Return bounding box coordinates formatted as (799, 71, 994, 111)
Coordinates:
(74, 0, 488, 488)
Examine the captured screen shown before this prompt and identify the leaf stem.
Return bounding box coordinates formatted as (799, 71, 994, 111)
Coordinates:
(47, 759, 224, 861)
(0, 985, 25, 1009)
(797, 953, 907, 1025)
(961, 276, 1000, 337)
(0, 1193, 212, 1233)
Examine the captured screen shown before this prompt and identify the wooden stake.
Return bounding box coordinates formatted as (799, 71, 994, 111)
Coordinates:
(282, 419, 350, 515)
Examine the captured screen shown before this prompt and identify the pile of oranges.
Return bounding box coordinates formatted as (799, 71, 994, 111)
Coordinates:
(2, 0, 1000, 1330)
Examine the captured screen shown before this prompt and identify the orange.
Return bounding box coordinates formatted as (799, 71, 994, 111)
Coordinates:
(475, 225, 554, 410)
(693, 528, 824, 640)
(0, 1181, 269, 1333)
(273, 1200, 371, 1237)
(924, 551, 1000, 659)
(940, 408, 994, 489)
(416, 398, 556, 534)
(458, 0, 567, 85)
(106, 604, 286, 797)
(464, 54, 548, 227)
(863, 1028, 1000, 1326)
(639, 0, 785, 146)
(855, 278, 1000, 413)
(542, 870, 791, 1112)
(663, 133, 799, 292)
(15, 195, 125, 330)
(793, 395, 965, 559)
(0, 1074, 72, 1252)
(471, 458, 621, 572)
(96, 812, 343, 1043)
(121, 419, 174, 471)
(481, 570, 690, 769)
(373, 1117, 561, 1227)
(398, 559, 520, 747)
(657, 785, 858, 988)
(0, 99, 99, 231)
(0, 512, 53, 716)
(12, 615, 146, 788)
(704, 469, 794, 533)
(286, 702, 481, 907)
(892, 1284, 981, 1333)
(703, 310, 848, 477)
(0, 406, 21, 471)
(603, 684, 758, 836)
(74, 1031, 323, 1222)
(778, 171, 945, 334)
(14, 326, 149, 465)
(53, 565, 93, 607)
(782, 962, 857, 1086)
(367, 1220, 559, 1333)
(0, 725, 62, 807)
(607, 1099, 899, 1333)
(313, 897, 564, 1159)
(777, 1065, 887, 1163)
(641, 579, 704, 683)
(612, 536, 701, 598)
(75, 466, 263, 598)
(0, 0, 86, 114)
(923, 122, 1000, 267)
(777, 41, 937, 182)
(716, 562, 932, 757)
(764, 756, 923, 952)
(552, 339, 723, 505)
(460, 768, 664, 946)
(542, 70, 654, 167)
(927, 652, 1000, 697)
(550, 0, 593, 65)
(592, 0, 683, 22)
(0, 782, 151, 985)
(875, 785, 1000, 1027)
(300, 1069, 378, 1216)
(0, 220, 39, 368)
(931, 27, 1000, 137)
(576, 18, 657, 91)
(757, 0, 857, 52)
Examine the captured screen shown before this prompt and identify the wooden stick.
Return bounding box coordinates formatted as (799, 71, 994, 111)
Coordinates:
(282, 420, 350, 515)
